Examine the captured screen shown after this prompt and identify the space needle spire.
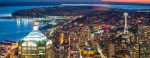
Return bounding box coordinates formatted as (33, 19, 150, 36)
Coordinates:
(124, 13, 128, 34)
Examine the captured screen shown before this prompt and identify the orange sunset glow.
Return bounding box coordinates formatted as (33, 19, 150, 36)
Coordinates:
(103, 0, 150, 3)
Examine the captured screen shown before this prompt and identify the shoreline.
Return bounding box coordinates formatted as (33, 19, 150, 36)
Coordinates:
(11, 6, 150, 18)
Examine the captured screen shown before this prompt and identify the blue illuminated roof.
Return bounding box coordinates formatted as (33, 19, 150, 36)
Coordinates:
(22, 30, 46, 41)
(84, 46, 94, 50)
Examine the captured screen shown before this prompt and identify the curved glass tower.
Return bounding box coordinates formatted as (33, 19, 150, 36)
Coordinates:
(18, 22, 52, 58)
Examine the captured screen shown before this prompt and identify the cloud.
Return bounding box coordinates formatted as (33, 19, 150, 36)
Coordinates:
(0, 0, 102, 3)
(1, 0, 150, 3)
(102, 0, 150, 3)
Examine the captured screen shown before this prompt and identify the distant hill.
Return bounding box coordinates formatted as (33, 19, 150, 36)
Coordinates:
(12, 6, 110, 18)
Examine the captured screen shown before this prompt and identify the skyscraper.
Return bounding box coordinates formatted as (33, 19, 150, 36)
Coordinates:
(18, 22, 52, 58)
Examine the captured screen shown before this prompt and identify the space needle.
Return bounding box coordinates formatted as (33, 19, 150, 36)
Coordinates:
(124, 13, 128, 34)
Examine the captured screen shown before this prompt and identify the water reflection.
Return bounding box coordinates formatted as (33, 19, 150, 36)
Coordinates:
(17, 19, 20, 28)
(0, 18, 33, 41)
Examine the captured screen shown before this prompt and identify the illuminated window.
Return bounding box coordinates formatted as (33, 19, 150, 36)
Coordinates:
(22, 42, 37, 46)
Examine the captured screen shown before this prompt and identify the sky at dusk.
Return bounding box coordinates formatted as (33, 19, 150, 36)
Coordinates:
(0, 0, 150, 3)
(103, 0, 150, 3)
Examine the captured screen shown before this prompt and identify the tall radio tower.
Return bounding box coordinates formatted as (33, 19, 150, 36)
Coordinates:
(124, 13, 128, 34)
